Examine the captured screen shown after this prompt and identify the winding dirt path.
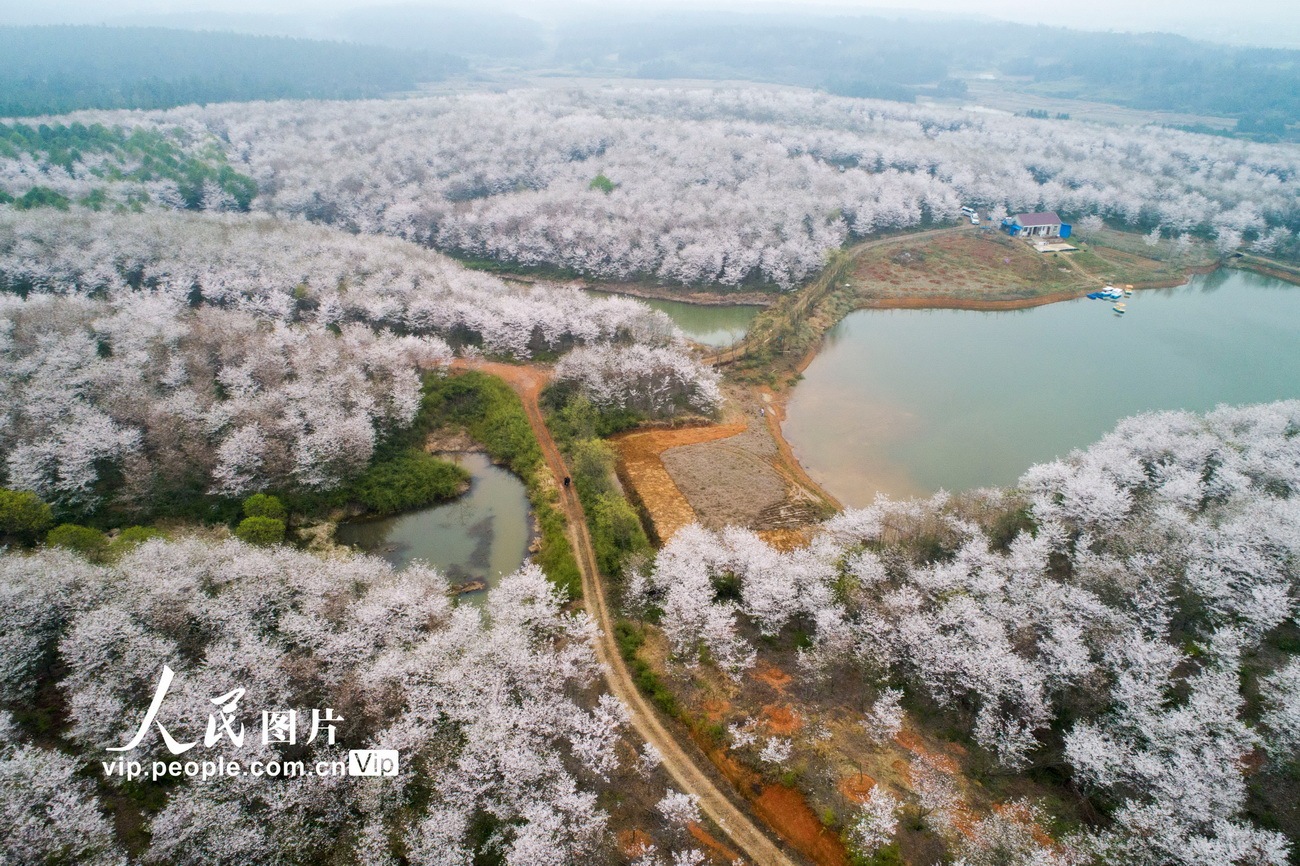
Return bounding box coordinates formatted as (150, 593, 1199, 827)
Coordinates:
(460, 360, 801, 866)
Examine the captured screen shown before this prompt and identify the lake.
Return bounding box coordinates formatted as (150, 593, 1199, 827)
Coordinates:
(588, 290, 761, 347)
(783, 270, 1300, 507)
(335, 452, 531, 598)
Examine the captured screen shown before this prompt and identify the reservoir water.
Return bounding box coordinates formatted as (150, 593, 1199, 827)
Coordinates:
(335, 452, 531, 597)
(783, 270, 1300, 507)
(588, 291, 761, 347)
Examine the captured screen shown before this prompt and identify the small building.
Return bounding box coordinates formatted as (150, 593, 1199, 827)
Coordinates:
(1002, 212, 1072, 239)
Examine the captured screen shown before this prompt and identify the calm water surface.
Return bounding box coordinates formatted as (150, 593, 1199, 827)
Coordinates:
(784, 270, 1300, 507)
(587, 290, 761, 347)
(335, 453, 530, 599)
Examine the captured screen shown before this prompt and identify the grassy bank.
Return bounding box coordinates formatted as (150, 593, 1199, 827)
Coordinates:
(422, 370, 582, 598)
(723, 248, 855, 383)
(720, 226, 1228, 384)
(542, 387, 651, 584)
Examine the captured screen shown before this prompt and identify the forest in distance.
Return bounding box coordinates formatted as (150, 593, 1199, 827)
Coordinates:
(1, 6, 1299, 866)
(0, 25, 463, 117)
(2, 86, 1298, 290)
(3, 14, 1300, 140)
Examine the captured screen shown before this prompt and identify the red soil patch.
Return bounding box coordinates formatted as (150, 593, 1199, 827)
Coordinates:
(838, 773, 878, 804)
(895, 732, 961, 776)
(754, 662, 793, 693)
(617, 829, 655, 860)
(760, 703, 803, 735)
(892, 729, 924, 752)
(894, 729, 963, 774)
(688, 822, 741, 864)
(693, 730, 851, 866)
(753, 784, 851, 866)
(701, 699, 732, 724)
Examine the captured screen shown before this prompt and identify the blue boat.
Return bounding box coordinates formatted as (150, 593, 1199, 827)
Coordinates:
(1087, 287, 1124, 301)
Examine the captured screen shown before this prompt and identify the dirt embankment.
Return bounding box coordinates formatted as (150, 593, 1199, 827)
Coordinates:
(459, 359, 802, 866)
(508, 274, 779, 307)
(1228, 253, 1300, 286)
(614, 423, 749, 542)
(614, 385, 837, 540)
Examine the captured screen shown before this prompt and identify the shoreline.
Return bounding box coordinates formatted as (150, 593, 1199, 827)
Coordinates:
(504, 274, 780, 307)
(601, 251, 1298, 532)
(753, 260, 1265, 518)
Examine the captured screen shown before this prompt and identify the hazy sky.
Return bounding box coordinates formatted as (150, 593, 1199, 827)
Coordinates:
(4, 0, 1299, 47)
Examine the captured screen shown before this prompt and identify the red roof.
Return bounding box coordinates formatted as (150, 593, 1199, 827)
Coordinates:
(1014, 212, 1062, 226)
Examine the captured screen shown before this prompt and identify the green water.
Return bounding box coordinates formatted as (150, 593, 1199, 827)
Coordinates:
(335, 452, 531, 599)
(588, 291, 761, 347)
(784, 270, 1300, 507)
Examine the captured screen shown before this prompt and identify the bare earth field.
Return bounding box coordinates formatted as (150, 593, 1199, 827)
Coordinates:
(614, 422, 749, 542)
(615, 385, 834, 543)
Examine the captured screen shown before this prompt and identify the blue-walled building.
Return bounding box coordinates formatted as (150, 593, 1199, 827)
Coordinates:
(1001, 212, 1072, 239)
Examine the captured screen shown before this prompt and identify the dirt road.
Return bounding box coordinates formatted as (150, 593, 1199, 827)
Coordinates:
(462, 360, 801, 866)
(704, 224, 975, 366)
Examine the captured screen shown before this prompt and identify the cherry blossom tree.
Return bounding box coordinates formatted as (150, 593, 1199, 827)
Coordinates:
(0, 713, 127, 866)
(11, 85, 1298, 290)
(629, 401, 1300, 858)
(848, 786, 900, 857)
(0, 537, 634, 864)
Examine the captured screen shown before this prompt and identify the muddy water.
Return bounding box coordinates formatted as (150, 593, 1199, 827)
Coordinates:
(335, 453, 530, 599)
(784, 270, 1300, 507)
(587, 290, 761, 347)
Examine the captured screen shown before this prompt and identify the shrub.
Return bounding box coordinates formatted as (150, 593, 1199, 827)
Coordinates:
(235, 516, 285, 546)
(45, 523, 109, 559)
(0, 488, 54, 541)
(242, 493, 287, 521)
(558, 434, 650, 579)
(588, 491, 650, 578)
(848, 844, 904, 866)
(107, 525, 166, 558)
(349, 452, 468, 515)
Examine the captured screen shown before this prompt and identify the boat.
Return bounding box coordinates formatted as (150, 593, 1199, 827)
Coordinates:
(1112, 304, 1127, 314)
(1088, 286, 1124, 301)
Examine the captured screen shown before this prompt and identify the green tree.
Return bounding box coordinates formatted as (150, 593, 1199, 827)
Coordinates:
(0, 488, 54, 542)
(570, 439, 617, 495)
(46, 524, 109, 560)
(235, 516, 286, 546)
(589, 173, 615, 194)
(15, 186, 70, 210)
(589, 492, 650, 578)
(242, 493, 287, 521)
